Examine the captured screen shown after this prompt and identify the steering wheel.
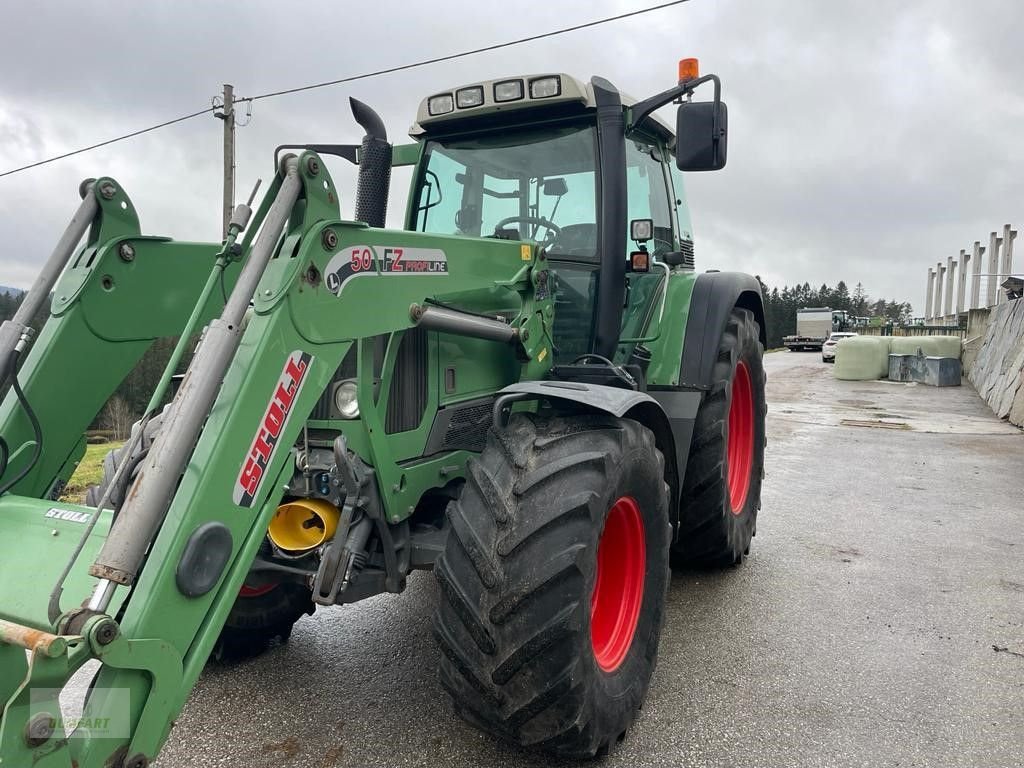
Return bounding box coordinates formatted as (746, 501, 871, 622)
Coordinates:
(493, 215, 561, 240)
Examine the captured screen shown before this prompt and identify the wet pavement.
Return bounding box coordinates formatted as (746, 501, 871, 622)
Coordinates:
(156, 351, 1024, 768)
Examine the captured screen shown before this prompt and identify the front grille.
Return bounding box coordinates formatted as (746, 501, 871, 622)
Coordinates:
(385, 326, 428, 434)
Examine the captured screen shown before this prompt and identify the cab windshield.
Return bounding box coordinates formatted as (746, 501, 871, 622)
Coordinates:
(411, 124, 598, 259)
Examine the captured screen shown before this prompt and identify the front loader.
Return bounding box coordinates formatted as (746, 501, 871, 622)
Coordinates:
(0, 60, 766, 765)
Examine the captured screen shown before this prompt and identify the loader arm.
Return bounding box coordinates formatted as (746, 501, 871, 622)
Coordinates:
(0, 151, 553, 768)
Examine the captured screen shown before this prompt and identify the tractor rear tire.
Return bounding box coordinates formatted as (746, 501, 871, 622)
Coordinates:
(672, 307, 766, 568)
(433, 413, 670, 758)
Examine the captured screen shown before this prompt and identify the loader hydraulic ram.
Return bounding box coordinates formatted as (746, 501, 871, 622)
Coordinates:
(0, 62, 766, 765)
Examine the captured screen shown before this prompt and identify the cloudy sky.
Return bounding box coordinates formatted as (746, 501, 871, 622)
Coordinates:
(1, 0, 1022, 315)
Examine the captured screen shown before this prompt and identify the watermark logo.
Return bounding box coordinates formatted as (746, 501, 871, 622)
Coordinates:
(30, 687, 131, 739)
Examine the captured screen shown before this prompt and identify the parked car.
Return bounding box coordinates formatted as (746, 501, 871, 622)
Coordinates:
(822, 332, 858, 362)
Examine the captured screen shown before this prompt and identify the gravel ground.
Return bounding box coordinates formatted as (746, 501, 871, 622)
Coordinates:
(155, 351, 1024, 768)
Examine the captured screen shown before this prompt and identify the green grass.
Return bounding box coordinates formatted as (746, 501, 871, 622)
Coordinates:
(60, 441, 123, 504)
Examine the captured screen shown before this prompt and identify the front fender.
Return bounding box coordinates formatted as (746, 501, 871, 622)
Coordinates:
(496, 380, 689, 535)
(679, 271, 766, 390)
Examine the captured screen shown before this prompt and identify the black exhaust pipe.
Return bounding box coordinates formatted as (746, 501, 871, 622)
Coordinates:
(349, 97, 392, 228)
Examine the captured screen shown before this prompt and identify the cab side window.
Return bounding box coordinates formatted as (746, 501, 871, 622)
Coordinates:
(625, 137, 674, 257)
(414, 149, 465, 234)
(668, 162, 694, 245)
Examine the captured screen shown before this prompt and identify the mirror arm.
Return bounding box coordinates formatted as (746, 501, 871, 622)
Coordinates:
(628, 74, 721, 134)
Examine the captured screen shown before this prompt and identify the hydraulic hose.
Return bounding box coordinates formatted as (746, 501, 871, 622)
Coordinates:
(0, 350, 43, 496)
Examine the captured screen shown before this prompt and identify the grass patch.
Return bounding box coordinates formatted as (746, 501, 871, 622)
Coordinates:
(60, 441, 123, 504)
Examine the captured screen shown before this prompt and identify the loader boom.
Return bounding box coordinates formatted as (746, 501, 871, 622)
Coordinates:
(0, 151, 553, 767)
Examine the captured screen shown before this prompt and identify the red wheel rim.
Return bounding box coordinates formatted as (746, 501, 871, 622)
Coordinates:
(590, 496, 646, 673)
(727, 360, 755, 514)
(239, 583, 277, 598)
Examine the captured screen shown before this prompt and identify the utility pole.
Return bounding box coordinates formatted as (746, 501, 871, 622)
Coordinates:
(217, 84, 235, 239)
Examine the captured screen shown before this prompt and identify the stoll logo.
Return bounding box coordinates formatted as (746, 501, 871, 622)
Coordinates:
(233, 351, 313, 508)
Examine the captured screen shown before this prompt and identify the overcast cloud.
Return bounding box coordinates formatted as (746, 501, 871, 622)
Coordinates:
(1, 0, 1022, 314)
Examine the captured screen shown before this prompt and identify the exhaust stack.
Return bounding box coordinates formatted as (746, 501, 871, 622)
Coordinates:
(350, 97, 392, 228)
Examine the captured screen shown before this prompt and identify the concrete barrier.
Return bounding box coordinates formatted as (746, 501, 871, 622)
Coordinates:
(966, 297, 1024, 427)
(888, 353, 962, 386)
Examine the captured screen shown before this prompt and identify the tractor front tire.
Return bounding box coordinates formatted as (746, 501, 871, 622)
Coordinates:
(88, 426, 314, 663)
(433, 413, 670, 758)
(212, 579, 315, 662)
(673, 307, 766, 567)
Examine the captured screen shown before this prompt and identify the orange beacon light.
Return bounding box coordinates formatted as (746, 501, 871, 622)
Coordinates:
(678, 58, 699, 83)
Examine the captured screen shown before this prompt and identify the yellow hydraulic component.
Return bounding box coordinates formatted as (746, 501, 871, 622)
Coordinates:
(268, 498, 340, 553)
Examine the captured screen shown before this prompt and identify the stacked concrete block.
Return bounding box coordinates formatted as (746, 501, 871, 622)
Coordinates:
(889, 353, 961, 386)
(967, 297, 1024, 427)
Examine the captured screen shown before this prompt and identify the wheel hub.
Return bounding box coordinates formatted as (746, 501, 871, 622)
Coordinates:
(727, 360, 755, 513)
(590, 496, 646, 673)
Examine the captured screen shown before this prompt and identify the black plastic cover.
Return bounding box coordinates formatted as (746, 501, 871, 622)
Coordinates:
(175, 522, 234, 598)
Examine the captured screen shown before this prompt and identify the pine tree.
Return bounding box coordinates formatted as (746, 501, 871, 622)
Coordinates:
(852, 282, 869, 315)
(835, 280, 850, 310)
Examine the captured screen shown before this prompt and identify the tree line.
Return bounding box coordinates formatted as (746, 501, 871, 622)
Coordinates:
(756, 279, 914, 350)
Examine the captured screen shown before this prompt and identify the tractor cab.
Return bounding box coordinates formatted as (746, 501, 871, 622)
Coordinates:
(405, 70, 712, 367)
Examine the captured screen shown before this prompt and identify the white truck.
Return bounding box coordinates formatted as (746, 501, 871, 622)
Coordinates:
(783, 307, 833, 351)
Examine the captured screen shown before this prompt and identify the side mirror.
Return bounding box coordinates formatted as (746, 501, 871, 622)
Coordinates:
(676, 100, 728, 171)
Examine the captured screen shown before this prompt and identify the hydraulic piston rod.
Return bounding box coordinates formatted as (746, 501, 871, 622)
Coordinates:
(87, 157, 302, 599)
(409, 303, 518, 344)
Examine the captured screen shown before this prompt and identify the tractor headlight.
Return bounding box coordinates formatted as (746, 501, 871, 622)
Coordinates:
(529, 76, 561, 99)
(427, 93, 455, 116)
(332, 379, 360, 420)
(456, 86, 485, 108)
(493, 79, 524, 103)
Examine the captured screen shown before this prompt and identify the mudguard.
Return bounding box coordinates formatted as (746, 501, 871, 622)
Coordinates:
(678, 271, 766, 391)
(496, 380, 686, 532)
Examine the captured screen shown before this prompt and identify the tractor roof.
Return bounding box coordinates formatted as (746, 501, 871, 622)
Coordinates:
(410, 73, 673, 142)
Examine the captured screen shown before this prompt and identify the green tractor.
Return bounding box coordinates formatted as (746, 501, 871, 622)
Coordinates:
(0, 61, 765, 765)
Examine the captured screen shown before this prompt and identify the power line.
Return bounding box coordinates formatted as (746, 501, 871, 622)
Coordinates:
(0, 0, 689, 180)
(246, 0, 690, 102)
(0, 107, 214, 179)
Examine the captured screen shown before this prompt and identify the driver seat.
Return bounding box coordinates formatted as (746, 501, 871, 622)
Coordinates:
(492, 226, 521, 241)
